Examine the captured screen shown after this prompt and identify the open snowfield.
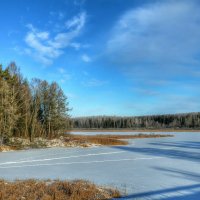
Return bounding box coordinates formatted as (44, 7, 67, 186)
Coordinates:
(0, 132, 200, 199)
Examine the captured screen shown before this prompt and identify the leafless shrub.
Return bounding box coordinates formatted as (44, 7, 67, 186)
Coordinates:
(0, 179, 121, 200)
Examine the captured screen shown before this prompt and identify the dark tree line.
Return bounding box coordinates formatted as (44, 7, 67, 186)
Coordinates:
(72, 113, 200, 129)
(0, 62, 71, 144)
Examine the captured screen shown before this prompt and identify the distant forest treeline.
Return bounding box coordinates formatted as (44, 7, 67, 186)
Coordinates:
(0, 63, 70, 144)
(72, 113, 200, 129)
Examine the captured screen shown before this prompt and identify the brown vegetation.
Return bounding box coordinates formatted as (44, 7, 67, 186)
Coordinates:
(0, 179, 121, 200)
(65, 134, 128, 146)
(64, 133, 173, 146)
(70, 128, 200, 132)
(0, 145, 15, 152)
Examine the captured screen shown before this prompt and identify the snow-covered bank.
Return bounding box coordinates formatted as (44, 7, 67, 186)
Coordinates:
(0, 133, 173, 152)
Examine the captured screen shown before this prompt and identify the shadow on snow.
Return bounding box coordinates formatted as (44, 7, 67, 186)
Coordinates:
(118, 166, 200, 199)
(148, 141, 200, 150)
(113, 141, 200, 163)
(117, 184, 200, 200)
(113, 141, 200, 199)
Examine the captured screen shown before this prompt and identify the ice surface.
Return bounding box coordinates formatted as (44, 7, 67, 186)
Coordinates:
(0, 132, 200, 199)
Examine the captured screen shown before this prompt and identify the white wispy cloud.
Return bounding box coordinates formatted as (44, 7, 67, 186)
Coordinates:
(70, 42, 81, 50)
(124, 95, 200, 116)
(66, 92, 78, 99)
(50, 11, 65, 20)
(58, 67, 66, 74)
(73, 0, 86, 6)
(133, 88, 160, 96)
(58, 12, 65, 20)
(57, 67, 71, 83)
(107, 1, 200, 68)
(82, 78, 108, 87)
(65, 12, 86, 30)
(105, 0, 200, 112)
(81, 54, 91, 62)
(24, 12, 87, 65)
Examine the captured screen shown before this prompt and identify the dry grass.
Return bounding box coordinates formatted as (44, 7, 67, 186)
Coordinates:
(0, 179, 121, 200)
(64, 133, 173, 146)
(0, 145, 16, 152)
(65, 135, 128, 146)
(70, 128, 200, 132)
(96, 133, 173, 139)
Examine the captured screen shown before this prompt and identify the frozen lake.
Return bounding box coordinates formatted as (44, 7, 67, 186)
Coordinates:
(0, 132, 200, 199)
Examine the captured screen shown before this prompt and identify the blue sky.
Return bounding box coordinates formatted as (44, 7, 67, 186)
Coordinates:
(1, 0, 200, 117)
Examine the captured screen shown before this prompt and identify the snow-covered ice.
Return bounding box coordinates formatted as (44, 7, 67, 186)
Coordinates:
(0, 132, 199, 199)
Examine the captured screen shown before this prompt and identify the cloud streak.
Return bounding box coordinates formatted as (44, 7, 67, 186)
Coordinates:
(81, 54, 91, 62)
(105, 0, 200, 114)
(107, 0, 200, 74)
(24, 12, 87, 65)
(82, 78, 108, 87)
(126, 95, 200, 116)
